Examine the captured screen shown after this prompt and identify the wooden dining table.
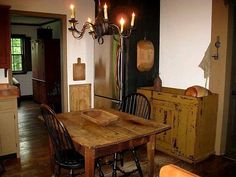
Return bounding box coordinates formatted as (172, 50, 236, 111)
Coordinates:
(57, 108, 170, 177)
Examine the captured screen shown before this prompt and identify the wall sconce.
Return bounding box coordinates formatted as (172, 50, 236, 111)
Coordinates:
(68, 3, 135, 44)
(212, 36, 221, 60)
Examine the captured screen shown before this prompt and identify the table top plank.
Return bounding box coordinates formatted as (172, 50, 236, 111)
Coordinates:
(57, 108, 170, 149)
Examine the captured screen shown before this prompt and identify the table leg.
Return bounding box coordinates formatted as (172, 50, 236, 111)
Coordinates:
(85, 147, 95, 177)
(147, 134, 156, 177)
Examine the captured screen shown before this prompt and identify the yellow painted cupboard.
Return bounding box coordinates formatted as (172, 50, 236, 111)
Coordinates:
(138, 87, 218, 163)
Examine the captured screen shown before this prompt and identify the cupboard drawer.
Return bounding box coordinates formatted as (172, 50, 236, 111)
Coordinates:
(0, 99, 17, 111)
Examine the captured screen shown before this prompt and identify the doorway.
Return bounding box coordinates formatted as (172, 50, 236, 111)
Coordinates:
(9, 10, 68, 112)
(225, 4, 236, 159)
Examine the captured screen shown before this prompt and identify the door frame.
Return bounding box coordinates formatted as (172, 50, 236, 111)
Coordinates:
(10, 10, 68, 112)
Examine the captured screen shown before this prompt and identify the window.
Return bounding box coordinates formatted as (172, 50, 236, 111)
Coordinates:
(11, 35, 25, 73)
(11, 35, 32, 74)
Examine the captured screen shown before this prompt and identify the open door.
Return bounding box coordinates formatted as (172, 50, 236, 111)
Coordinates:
(225, 4, 236, 159)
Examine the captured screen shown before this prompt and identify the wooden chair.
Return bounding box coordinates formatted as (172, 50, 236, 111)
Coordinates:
(40, 104, 104, 177)
(160, 164, 200, 177)
(112, 93, 151, 177)
(120, 92, 151, 119)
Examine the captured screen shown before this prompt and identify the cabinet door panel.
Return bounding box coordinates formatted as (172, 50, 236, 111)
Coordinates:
(38, 41, 45, 80)
(152, 100, 176, 152)
(31, 41, 39, 78)
(175, 104, 198, 159)
(0, 112, 16, 155)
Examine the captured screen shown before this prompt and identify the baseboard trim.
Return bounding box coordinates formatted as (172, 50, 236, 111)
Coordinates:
(20, 95, 33, 101)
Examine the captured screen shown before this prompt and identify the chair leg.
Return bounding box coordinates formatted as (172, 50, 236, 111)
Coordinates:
(54, 165, 61, 177)
(112, 153, 118, 177)
(69, 169, 74, 177)
(96, 160, 105, 177)
(119, 152, 124, 167)
(130, 148, 143, 177)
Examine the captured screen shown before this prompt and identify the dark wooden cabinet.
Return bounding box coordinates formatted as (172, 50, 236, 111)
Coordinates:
(31, 39, 61, 112)
(0, 5, 10, 70)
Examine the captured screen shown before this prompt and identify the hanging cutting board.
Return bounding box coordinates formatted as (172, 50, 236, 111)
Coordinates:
(69, 84, 91, 111)
(137, 40, 154, 72)
(73, 58, 85, 80)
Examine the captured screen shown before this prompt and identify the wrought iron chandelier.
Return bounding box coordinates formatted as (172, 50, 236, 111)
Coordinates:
(68, 2, 135, 44)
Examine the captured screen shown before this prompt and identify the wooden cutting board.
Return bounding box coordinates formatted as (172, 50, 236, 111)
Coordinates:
(137, 39, 154, 72)
(73, 58, 85, 80)
(69, 84, 91, 111)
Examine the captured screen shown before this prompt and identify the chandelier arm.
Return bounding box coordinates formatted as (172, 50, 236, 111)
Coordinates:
(70, 20, 95, 39)
(109, 24, 121, 35)
(97, 37, 104, 44)
(71, 30, 83, 39)
(121, 28, 133, 38)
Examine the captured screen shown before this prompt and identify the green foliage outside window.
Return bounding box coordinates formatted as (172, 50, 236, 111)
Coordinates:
(11, 37, 23, 72)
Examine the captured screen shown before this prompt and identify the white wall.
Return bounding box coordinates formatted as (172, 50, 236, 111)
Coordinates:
(0, 70, 8, 83)
(159, 0, 212, 89)
(0, 0, 95, 108)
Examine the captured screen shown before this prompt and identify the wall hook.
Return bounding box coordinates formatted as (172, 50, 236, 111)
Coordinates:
(212, 36, 221, 60)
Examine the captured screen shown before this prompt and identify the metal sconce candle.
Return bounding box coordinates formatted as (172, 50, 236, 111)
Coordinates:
(212, 36, 221, 60)
(68, 3, 135, 44)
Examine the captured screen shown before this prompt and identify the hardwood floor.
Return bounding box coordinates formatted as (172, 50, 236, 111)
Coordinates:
(1, 99, 236, 177)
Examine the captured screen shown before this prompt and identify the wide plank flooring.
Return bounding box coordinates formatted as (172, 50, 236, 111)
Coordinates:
(1, 100, 236, 177)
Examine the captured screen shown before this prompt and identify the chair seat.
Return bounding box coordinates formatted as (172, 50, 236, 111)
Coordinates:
(55, 149, 85, 169)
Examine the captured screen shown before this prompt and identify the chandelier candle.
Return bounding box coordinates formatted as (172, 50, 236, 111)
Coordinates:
(120, 18, 125, 33)
(103, 3, 108, 20)
(70, 4, 75, 19)
(131, 12, 135, 27)
(87, 18, 94, 32)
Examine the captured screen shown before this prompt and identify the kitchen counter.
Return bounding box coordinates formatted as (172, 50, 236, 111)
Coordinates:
(0, 83, 19, 99)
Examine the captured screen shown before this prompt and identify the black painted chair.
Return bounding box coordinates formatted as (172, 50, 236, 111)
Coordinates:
(40, 104, 104, 177)
(120, 92, 151, 120)
(112, 93, 151, 177)
(0, 160, 5, 175)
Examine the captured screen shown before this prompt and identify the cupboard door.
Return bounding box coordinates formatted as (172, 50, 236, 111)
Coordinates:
(32, 80, 47, 103)
(174, 104, 198, 160)
(32, 40, 45, 80)
(0, 112, 16, 156)
(0, 5, 10, 69)
(37, 41, 45, 80)
(152, 99, 176, 152)
(31, 41, 39, 78)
